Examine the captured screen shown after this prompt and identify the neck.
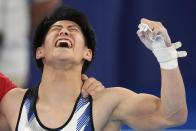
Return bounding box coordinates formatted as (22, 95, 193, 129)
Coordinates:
(38, 66, 83, 104)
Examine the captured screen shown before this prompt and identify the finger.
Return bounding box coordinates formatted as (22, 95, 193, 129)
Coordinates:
(81, 88, 89, 98)
(87, 83, 104, 96)
(82, 77, 95, 90)
(141, 18, 152, 24)
(141, 18, 154, 31)
(137, 29, 148, 39)
(94, 85, 104, 92)
(81, 74, 88, 81)
(138, 23, 146, 32)
(174, 41, 182, 49)
(152, 26, 160, 38)
(86, 81, 101, 93)
(161, 29, 172, 47)
(92, 86, 105, 96)
(152, 23, 165, 38)
(138, 23, 152, 32)
(88, 85, 104, 96)
(178, 51, 187, 57)
(137, 30, 143, 37)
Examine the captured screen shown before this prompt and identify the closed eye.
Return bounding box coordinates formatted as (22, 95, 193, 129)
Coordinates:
(50, 25, 63, 31)
(69, 27, 79, 32)
(68, 25, 81, 32)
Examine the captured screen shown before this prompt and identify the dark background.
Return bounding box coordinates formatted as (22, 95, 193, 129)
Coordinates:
(27, 0, 196, 130)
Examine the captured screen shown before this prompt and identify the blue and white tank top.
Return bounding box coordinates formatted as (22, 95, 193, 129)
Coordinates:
(15, 86, 94, 131)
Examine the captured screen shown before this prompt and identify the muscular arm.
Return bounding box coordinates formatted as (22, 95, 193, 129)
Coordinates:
(111, 19, 187, 130)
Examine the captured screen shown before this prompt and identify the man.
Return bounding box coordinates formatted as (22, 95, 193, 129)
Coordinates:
(0, 5, 187, 131)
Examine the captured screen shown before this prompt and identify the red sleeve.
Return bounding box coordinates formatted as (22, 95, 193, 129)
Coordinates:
(0, 72, 18, 102)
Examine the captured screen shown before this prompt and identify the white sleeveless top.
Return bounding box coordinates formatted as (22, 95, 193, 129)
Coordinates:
(15, 87, 94, 131)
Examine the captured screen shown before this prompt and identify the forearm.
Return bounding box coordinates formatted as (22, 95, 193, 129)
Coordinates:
(160, 67, 187, 123)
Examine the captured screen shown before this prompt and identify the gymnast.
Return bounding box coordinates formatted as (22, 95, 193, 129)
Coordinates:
(0, 5, 187, 131)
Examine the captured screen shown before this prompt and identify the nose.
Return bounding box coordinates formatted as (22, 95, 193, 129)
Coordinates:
(59, 28, 69, 36)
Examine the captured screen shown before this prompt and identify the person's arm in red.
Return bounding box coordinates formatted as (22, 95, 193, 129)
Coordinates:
(0, 72, 18, 102)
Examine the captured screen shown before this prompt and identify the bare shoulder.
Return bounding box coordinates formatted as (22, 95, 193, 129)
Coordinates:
(92, 87, 138, 117)
(1, 87, 27, 112)
(92, 87, 137, 102)
(91, 87, 139, 130)
(0, 88, 27, 126)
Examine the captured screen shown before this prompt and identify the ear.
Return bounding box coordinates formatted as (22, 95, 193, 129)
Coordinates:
(36, 46, 44, 60)
(83, 48, 92, 62)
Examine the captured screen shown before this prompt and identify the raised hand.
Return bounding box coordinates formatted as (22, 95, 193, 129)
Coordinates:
(137, 18, 187, 70)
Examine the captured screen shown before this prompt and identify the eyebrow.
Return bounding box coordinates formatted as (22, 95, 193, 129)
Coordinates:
(51, 24, 81, 30)
(50, 24, 63, 28)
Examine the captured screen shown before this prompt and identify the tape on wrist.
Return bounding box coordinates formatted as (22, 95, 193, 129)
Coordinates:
(159, 59, 178, 70)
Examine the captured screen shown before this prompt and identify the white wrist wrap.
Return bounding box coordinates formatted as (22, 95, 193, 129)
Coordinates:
(138, 23, 187, 70)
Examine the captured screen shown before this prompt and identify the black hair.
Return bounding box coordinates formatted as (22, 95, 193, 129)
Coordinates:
(32, 5, 96, 73)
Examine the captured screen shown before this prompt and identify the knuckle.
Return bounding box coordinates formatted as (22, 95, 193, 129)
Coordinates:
(157, 22, 162, 25)
(89, 77, 95, 82)
(141, 18, 145, 22)
(158, 22, 164, 28)
(97, 81, 102, 85)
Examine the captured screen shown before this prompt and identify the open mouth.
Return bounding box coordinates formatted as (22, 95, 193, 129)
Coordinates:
(55, 39, 72, 48)
(57, 42, 69, 48)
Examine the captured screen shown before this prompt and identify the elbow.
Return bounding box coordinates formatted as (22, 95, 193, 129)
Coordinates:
(165, 107, 188, 127)
(171, 108, 188, 126)
(177, 109, 188, 126)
